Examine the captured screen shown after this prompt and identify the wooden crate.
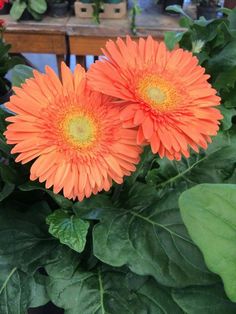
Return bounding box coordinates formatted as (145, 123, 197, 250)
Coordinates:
(74, 1, 127, 19)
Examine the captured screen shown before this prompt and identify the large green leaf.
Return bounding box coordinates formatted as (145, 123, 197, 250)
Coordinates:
(179, 184, 236, 302)
(46, 209, 89, 253)
(27, 6, 44, 20)
(0, 163, 23, 185)
(173, 284, 236, 313)
(214, 66, 236, 91)
(0, 182, 15, 201)
(45, 245, 81, 280)
(0, 266, 48, 314)
(145, 132, 236, 190)
(228, 8, 236, 30)
(165, 5, 192, 19)
(93, 183, 217, 288)
(11, 64, 34, 87)
(19, 181, 73, 209)
(28, 0, 47, 14)
(164, 31, 184, 51)
(47, 266, 183, 314)
(0, 201, 57, 273)
(10, 0, 27, 20)
(220, 106, 236, 131)
(208, 40, 236, 76)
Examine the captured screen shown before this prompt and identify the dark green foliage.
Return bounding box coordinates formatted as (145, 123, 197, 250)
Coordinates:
(1, 9, 236, 311)
(10, 0, 47, 21)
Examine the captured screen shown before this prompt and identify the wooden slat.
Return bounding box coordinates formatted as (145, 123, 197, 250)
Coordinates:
(4, 32, 67, 54)
(69, 34, 165, 56)
(70, 36, 116, 55)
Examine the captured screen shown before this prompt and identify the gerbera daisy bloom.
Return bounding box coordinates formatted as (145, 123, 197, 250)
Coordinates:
(4, 63, 141, 200)
(87, 36, 222, 160)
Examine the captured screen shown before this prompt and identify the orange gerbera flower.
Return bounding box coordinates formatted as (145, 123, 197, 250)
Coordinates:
(4, 63, 141, 200)
(88, 36, 222, 160)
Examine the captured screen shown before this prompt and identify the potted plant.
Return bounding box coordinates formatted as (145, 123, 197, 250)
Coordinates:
(47, 0, 69, 17)
(10, 0, 47, 21)
(196, 0, 220, 19)
(0, 0, 11, 14)
(0, 23, 22, 104)
(76, 0, 126, 22)
(2, 9, 236, 314)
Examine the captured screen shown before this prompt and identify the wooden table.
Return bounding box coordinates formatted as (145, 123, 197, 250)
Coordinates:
(1, 1, 196, 71)
(67, 12, 184, 67)
(2, 15, 69, 76)
(66, 0, 194, 67)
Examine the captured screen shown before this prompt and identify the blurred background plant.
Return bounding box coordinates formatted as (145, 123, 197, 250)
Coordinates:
(0, 19, 22, 101)
(47, 0, 69, 17)
(10, 0, 47, 21)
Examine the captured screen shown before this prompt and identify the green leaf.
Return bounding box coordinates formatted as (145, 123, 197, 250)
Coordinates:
(11, 65, 34, 87)
(208, 40, 236, 77)
(10, 0, 27, 20)
(0, 182, 15, 201)
(145, 132, 236, 190)
(0, 163, 22, 185)
(0, 134, 11, 156)
(179, 183, 236, 302)
(19, 181, 73, 209)
(220, 106, 236, 131)
(214, 66, 236, 91)
(45, 245, 81, 280)
(127, 146, 156, 185)
(27, 6, 44, 20)
(28, 273, 49, 308)
(47, 209, 90, 253)
(0, 201, 57, 273)
(173, 284, 236, 313)
(28, 0, 47, 14)
(93, 183, 217, 288)
(166, 5, 192, 19)
(228, 7, 236, 30)
(0, 266, 49, 314)
(0, 107, 9, 133)
(47, 266, 183, 314)
(72, 194, 114, 220)
(164, 32, 184, 51)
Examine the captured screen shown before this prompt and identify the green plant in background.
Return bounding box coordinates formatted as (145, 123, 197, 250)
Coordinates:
(130, 0, 141, 35)
(10, 0, 47, 20)
(165, 5, 236, 303)
(92, 0, 104, 23)
(1, 7, 236, 314)
(0, 23, 22, 97)
(0, 40, 21, 96)
(80, 0, 104, 24)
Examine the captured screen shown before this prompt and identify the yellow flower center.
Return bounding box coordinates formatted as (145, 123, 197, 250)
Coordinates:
(137, 75, 181, 111)
(61, 112, 98, 149)
(147, 87, 167, 103)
